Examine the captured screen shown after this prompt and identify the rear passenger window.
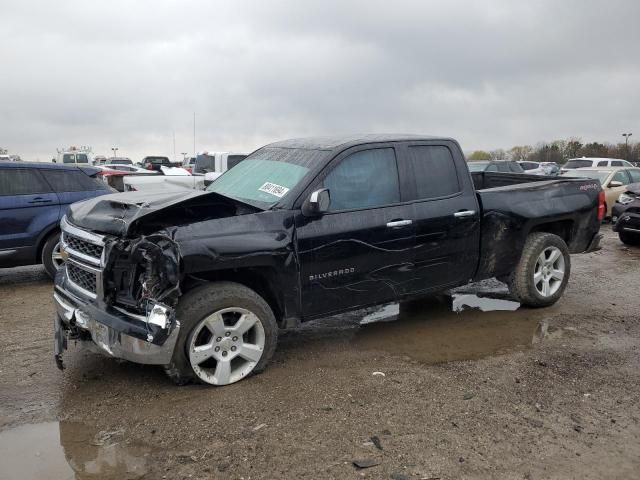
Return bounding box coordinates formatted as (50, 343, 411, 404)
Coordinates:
(597, 161, 608, 167)
(497, 163, 511, 173)
(0, 169, 51, 195)
(45, 170, 109, 192)
(509, 162, 524, 173)
(324, 148, 400, 210)
(611, 161, 624, 167)
(485, 164, 499, 172)
(407, 146, 460, 200)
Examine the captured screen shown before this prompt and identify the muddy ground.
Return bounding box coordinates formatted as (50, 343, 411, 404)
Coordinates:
(1, 230, 639, 480)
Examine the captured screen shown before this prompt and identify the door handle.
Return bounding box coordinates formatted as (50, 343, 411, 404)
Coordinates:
(453, 210, 476, 218)
(386, 219, 412, 228)
(28, 197, 52, 204)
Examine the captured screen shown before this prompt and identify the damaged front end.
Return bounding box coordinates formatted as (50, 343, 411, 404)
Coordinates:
(54, 217, 183, 369)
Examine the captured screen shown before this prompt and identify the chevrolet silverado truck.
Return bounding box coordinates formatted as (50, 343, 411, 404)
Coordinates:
(54, 135, 604, 386)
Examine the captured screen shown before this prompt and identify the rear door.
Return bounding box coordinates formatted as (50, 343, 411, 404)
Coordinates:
(0, 167, 60, 257)
(400, 142, 481, 293)
(42, 169, 111, 207)
(295, 144, 416, 317)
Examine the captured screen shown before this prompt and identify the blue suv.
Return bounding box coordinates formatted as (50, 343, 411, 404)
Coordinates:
(0, 162, 111, 278)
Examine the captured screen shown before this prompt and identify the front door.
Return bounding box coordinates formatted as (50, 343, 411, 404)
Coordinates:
(295, 145, 415, 318)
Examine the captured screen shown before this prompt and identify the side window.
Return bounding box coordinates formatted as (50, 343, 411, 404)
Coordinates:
(45, 170, 109, 192)
(628, 169, 640, 183)
(611, 161, 624, 167)
(227, 155, 247, 170)
(597, 161, 608, 167)
(509, 162, 524, 173)
(324, 148, 400, 211)
(0, 169, 51, 195)
(497, 163, 511, 173)
(407, 146, 460, 200)
(611, 170, 630, 185)
(485, 164, 499, 172)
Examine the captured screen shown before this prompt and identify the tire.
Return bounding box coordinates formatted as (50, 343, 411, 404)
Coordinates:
(42, 230, 63, 279)
(164, 281, 278, 386)
(506, 232, 571, 308)
(619, 231, 640, 246)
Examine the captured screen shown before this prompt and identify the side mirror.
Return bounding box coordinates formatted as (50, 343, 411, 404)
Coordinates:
(609, 180, 623, 188)
(302, 188, 330, 217)
(52, 158, 56, 163)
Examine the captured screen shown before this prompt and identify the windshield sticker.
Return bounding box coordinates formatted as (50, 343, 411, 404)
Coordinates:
(258, 182, 289, 198)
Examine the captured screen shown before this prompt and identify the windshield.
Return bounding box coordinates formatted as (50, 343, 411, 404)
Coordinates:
(209, 159, 309, 207)
(565, 159, 593, 169)
(564, 170, 611, 183)
(467, 161, 489, 172)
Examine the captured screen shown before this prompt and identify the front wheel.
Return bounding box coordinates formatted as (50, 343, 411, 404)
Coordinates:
(164, 282, 278, 386)
(42, 231, 63, 279)
(506, 232, 571, 308)
(619, 231, 640, 246)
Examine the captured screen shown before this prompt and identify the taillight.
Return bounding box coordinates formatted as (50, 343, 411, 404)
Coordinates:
(597, 191, 606, 221)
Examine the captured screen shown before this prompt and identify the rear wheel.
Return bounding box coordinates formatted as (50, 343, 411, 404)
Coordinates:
(507, 232, 570, 308)
(164, 282, 278, 386)
(619, 231, 640, 246)
(42, 231, 63, 279)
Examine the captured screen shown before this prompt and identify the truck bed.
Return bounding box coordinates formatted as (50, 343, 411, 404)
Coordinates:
(471, 172, 602, 281)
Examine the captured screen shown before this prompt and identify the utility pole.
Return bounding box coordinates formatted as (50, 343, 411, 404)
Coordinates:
(193, 112, 196, 159)
(111, 147, 118, 158)
(173, 130, 176, 162)
(622, 133, 632, 162)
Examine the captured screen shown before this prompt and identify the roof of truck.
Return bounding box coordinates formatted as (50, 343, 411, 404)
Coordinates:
(265, 134, 451, 151)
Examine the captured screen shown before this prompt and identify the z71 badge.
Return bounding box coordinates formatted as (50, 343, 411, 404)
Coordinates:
(309, 267, 355, 281)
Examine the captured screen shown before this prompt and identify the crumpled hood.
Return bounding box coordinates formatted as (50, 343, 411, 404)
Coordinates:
(66, 189, 249, 236)
(624, 182, 640, 196)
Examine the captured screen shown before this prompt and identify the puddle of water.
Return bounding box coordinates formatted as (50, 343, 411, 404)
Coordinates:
(355, 294, 550, 364)
(0, 421, 150, 480)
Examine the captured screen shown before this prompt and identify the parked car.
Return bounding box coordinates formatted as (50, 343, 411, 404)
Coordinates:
(142, 156, 172, 171)
(562, 157, 634, 171)
(562, 167, 640, 217)
(467, 160, 525, 173)
(106, 157, 133, 166)
(0, 162, 111, 278)
(611, 183, 640, 245)
(54, 134, 603, 385)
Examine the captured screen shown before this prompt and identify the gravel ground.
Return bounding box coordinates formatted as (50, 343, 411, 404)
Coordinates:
(0, 230, 639, 480)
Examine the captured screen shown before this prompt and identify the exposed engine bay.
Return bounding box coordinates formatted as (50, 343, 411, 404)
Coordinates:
(104, 234, 181, 316)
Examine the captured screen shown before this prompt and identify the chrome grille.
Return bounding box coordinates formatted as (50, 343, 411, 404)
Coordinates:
(63, 233, 104, 260)
(67, 262, 97, 294)
(61, 217, 106, 299)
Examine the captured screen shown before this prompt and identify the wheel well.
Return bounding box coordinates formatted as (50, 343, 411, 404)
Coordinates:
(529, 220, 574, 245)
(36, 227, 60, 263)
(183, 268, 285, 325)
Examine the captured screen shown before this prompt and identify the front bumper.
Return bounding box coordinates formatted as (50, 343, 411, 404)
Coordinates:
(611, 204, 640, 234)
(54, 283, 180, 368)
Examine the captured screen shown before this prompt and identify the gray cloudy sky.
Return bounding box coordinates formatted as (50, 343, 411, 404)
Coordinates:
(1, 0, 639, 161)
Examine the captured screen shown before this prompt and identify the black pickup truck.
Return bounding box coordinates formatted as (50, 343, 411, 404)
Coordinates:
(54, 135, 604, 386)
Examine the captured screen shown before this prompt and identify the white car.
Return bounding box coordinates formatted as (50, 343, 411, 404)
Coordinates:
(563, 157, 634, 171)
